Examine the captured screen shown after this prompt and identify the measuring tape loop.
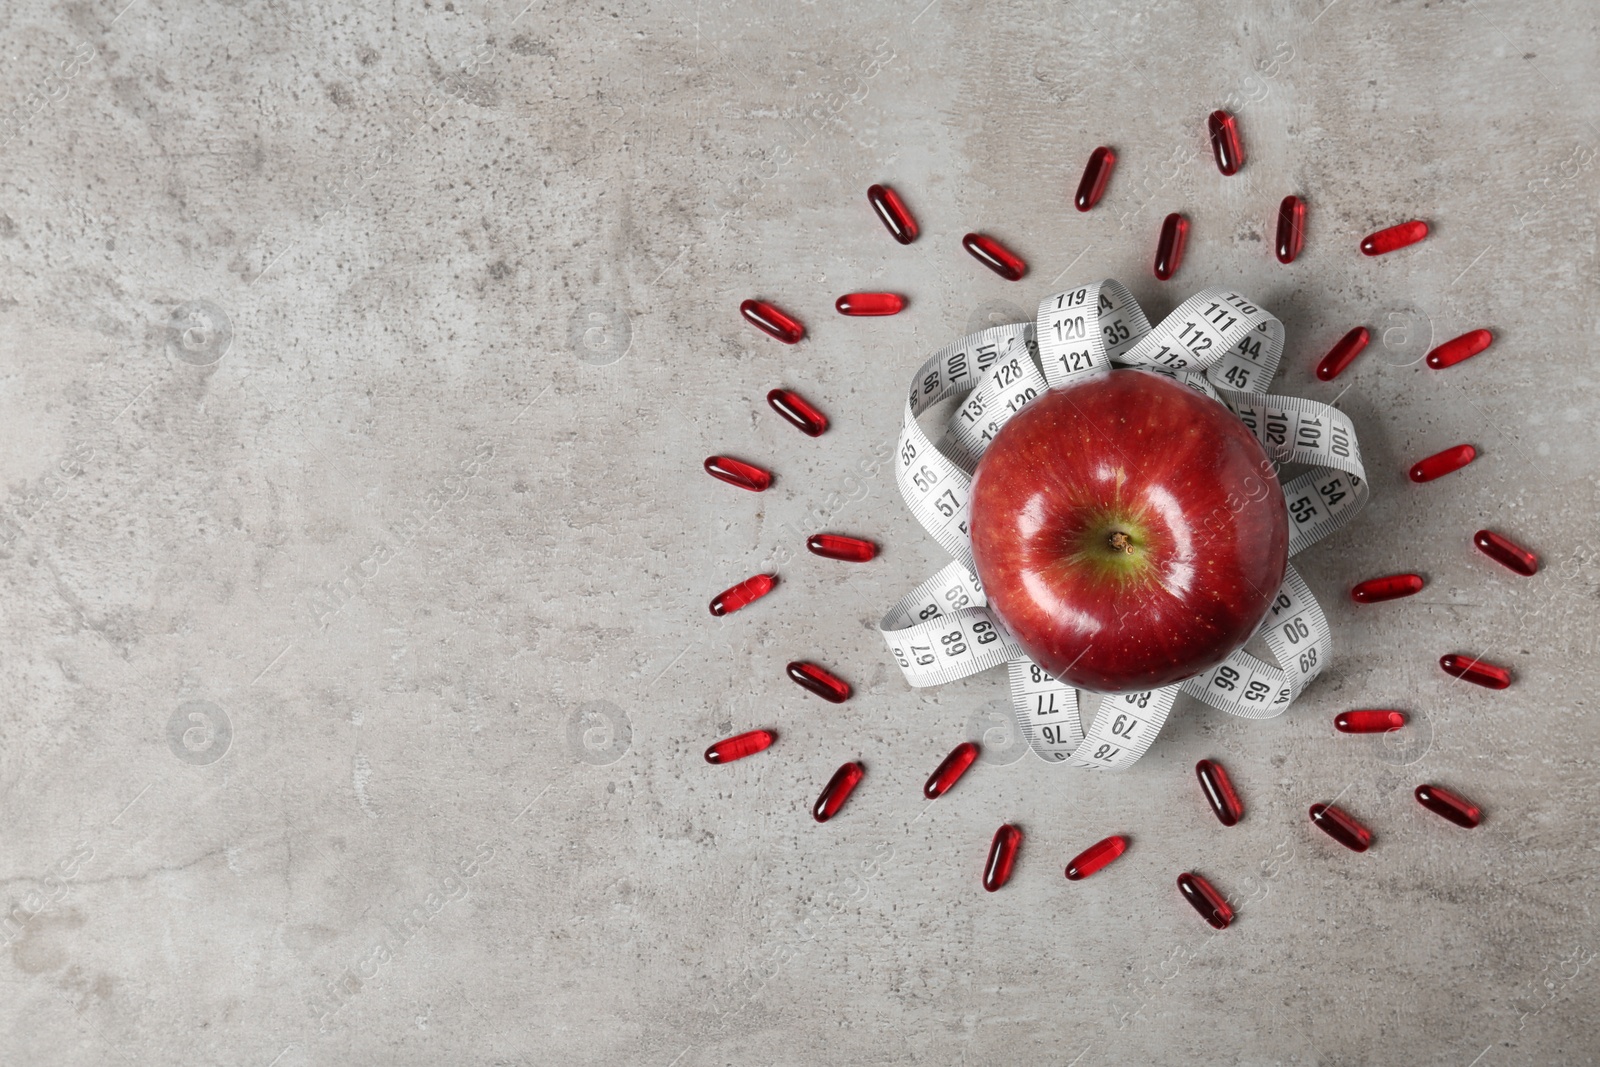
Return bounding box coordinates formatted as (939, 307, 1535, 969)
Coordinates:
(880, 282, 1365, 767)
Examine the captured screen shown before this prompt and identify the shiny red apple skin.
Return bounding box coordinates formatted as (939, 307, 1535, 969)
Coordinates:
(969, 369, 1288, 693)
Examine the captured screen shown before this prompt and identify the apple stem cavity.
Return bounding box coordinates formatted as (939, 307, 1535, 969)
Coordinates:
(1108, 531, 1135, 555)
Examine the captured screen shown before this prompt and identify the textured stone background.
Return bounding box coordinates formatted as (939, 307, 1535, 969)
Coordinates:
(1, 0, 1597, 1063)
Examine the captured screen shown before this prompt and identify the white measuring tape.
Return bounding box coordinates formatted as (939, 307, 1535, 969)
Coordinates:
(880, 281, 1367, 769)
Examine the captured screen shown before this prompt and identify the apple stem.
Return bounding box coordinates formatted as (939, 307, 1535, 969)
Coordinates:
(1108, 531, 1135, 555)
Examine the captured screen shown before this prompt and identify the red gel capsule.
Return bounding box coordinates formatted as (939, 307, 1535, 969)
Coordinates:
(1195, 758, 1243, 827)
(1409, 444, 1477, 483)
(1065, 835, 1128, 881)
(740, 299, 804, 344)
(787, 661, 852, 703)
(962, 232, 1027, 281)
(703, 455, 771, 493)
(704, 729, 775, 765)
(1309, 803, 1372, 852)
(1474, 529, 1539, 576)
(983, 824, 1022, 892)
(1440, 653, 1511, 690)
(923, 741, 979, 800)
(806, 533, 877, 563)
(1154, 213, 1189, 281)
(1207, 110, 1245, 176)
(867, 183, 918, 244)
(1074, 146, 1116, 211)
(1360, 220, 1429, 256)
(1335, 710, 1406, 734)
(709, 573, 775, 617)
(1415, 783, 1482, 828)
(1426, 329, 1493, 370)
(1177, 872, 1232, 930)
(766, 388, 829, 436)
(1275, 194, 1306, 264)
(1351, 573, 1424, 603)
(835, 292, 905, 316)
(813, 761, 864, 822)
(1315, 326, 1370, 382)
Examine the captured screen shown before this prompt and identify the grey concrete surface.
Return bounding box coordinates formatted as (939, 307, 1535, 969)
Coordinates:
(0, 0, 1597, 1063)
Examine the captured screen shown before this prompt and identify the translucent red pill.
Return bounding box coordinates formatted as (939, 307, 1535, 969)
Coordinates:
(1426, 329, 1493, 370)
(1275, 195, 1306, 264)
(983, 824, 1022, 892)
(766, 388, 829, 436)
(1335, 710, 1406, 733)
(867, 183, 918, 244)
(1360, 220, 1428, 256)
(1440, 653, 1511, 690)
(1195, 758, 1243, 827)
(703, 455, 771, 493)
(813, 761, 864, 822)
(1310, 803, 1372, 852)
(1415, 783, 1482, 828)
(1351, 573, 1424, 603)
(1474, 529, 1539, 576)
(1207, 110, 1245, 175)
(1154, 213, 1189, 281)
(1065, 835, 1128, 881)
(740, 299, 804, 344)
(1074, 146, 1116, 211)
(704, 729, 775, 764)
(835, 292, 905, 316)
(962, 232, 1027, 281)
(787, 660, 852, 703)
(1315, 326, 1370, 382)
(709, 573, 775, 617)
(1409, 444, 1477, 483)
(1177, 872, 1232, 929)
(923, 741, 978, 800)
(806, 533, 877, 563)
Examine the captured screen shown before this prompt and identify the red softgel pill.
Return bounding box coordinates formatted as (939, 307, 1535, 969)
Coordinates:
(835, 292, 905, 316)
(867, 183, 918, 244)
(703, 455, 771, 493)
(1351, 573, 1424, 603)
(1315, 326, 1370, 381)
(1360, 220, 1428, 256)
(983, 824, 1022, 892)
(709, 574, 775, 617)
(1075, 146, 1116, 211)
(1276, 194, 1306, 264)
(1065, 835, 1128, 881)
(1335, 710, 1406, 733)
(1195, 758, 1243, 827)
(806, 533, 877, 563)
(1426, 329, 1493, 369)
(1440, 653, 1511, 689)
(923, 741, 978, 799)
(787, 661, 851, 703)
(1473, 529, 1538, 576)
(1177, 872, 1233, 929)
(740, 299, 804, 344)
(813, 761, 864, 822)
(1154, 213, 1189, 281)
(1409, 444, 1476, 482)
(766, 388, 829, 436)
(1310, 802, 1372, 852)
(1207, 110, 1245, 175)
(962, 232, 1027, 280)
(704, 729, 775, 764)
(1415, 784, 1482, 828)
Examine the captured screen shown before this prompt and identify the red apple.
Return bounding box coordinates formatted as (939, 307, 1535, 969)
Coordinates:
(969, 369, 1288, 692)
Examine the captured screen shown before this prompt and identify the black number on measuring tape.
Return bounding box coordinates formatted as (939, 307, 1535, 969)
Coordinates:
(972, 620, 998, 645)
(1111, 714, 1138, 738)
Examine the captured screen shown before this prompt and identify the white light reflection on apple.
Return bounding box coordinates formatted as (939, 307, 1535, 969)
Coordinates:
(1142, 485, 1196, 598)
(1019, 569, 1103, 638)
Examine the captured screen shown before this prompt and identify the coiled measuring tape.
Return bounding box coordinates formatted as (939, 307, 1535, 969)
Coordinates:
(879, 281, 1366, 769)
